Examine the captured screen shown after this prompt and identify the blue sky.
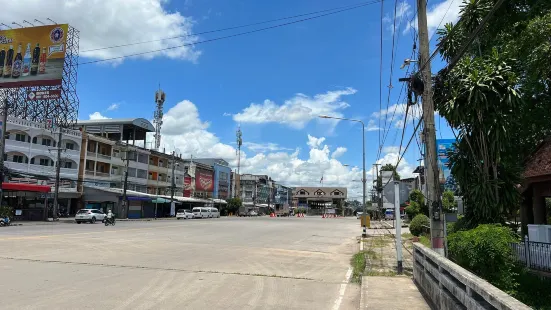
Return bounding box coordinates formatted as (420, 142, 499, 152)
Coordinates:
(4, 0, 462, 198)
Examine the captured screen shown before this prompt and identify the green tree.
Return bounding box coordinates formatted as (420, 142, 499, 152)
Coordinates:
(408, 189, 428, 216)
(381, 164, 400, 180)
(442, 190, 457, 213)
(223, 197, 242, 216)
(433, 0, 551, 227)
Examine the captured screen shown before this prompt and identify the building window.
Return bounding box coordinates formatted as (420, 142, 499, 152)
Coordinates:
(15, 133, 26, 142)
(42, 139, 52, 146)
(66, 142, 74, 150)
(53, 140, 57, 147)
(39, 158, 50, 166)
(299, 190, 306, 195)
(245, 191, 252, 198)
(333, 192, 340, 196)
(32, 137, 37, 144)
(12, 155, 24, 163)
(64, 162, 72, 169)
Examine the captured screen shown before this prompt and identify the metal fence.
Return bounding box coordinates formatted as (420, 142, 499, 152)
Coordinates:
(511, 236, 551, 273)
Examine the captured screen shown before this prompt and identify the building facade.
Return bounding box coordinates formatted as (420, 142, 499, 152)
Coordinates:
(292, 187, 347, 214)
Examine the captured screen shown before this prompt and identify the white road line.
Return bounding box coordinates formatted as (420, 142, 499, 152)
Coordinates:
(332, 267, 353, 310)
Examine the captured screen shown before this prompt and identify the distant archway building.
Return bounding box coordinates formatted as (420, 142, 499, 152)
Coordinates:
(292, 187, 347, 214)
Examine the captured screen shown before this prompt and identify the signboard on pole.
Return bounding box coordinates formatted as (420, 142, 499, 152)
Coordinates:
(27, 89, 61, 100)
(0, 24, 68, 87)
(436, 139, 458, 193)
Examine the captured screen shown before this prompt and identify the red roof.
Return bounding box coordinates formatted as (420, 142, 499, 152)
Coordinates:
(524, 138, 551, 179)
(1, 183, 51, 193)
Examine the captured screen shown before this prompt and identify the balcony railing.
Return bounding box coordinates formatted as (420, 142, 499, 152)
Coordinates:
(97, 153, 111, 160)
(95, 172, 110, 177)
(85, 170, 95, 176)
(87, 151, 96, 158)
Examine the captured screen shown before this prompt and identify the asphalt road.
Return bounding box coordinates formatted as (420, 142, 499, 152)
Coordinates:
(0, 217, 361, 310)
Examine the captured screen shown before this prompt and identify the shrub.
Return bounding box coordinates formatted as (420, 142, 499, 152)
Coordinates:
(0, 206, 13, 218)
(405, 201, 420, 220)
(410, 214, 430, 237)
(448, 224, 519, 294)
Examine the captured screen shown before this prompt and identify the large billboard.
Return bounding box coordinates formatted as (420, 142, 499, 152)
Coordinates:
(436, 139, 458, 193)
(195, 169, 213, 192)
(0, 24, 68, 88)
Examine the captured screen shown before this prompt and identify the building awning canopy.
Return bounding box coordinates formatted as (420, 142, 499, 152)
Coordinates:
(151, 197, 170, 203)
(2, 183, 51, 193)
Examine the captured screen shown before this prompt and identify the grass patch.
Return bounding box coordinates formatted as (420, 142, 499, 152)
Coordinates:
(402, 232, 413, 239)
(371, 237, 391, 248)
(418, 234, 431, 247)
(365, 249, 379, 260)
(366, 270, 397, 277)
(350, 251, 366, 284)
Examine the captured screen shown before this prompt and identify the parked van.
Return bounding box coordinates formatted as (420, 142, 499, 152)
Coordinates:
(192, 207, 208, 219)
(208, 207, 220, 218)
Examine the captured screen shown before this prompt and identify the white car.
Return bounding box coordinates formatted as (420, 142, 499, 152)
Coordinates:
(356, 212, 364, 219)
(176, 209, 194, 220)
(75, 209, 106, 224)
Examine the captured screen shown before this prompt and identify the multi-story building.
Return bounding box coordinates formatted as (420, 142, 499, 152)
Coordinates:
(182, 159, 214, 199)
(191, 158, 231, 200)
(238, 174, 273, 206)
(292, 187, 347, 215)
(3, 116, 83, 219)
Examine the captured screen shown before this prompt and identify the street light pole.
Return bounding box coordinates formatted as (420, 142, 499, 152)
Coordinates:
(319, 115, 366, 217)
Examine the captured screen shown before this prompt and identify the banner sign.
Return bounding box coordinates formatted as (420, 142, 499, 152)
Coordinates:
(27, 89, 61, 100)
(195, 170, 213, 192)
(183, 176, 193, 197)
(436, 139, 459, 193)
(0, 24, 68, 88)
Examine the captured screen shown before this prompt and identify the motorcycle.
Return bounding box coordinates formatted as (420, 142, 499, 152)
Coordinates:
(104, 217, 116, 226)
(0, 216, 11, 227)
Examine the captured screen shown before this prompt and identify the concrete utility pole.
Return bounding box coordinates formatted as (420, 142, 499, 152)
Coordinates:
(52, 129, 63, 220)
(0, 99, 8, 209)
(121, 147, 131, 219)
(373, 163, 382, 219)
(394, 180, 403, 274)
(417, 0, 444, 255)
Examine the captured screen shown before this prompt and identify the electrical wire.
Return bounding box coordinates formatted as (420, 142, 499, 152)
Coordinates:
(381, 0, 400, 140)
(82, 1, 378, 53)
(379, 0, 384, 152)
(79, 0, 381, 65)
(428, 0, 457, 43)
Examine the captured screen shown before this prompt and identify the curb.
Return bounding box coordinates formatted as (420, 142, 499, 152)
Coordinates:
(360, 276, 368, 309)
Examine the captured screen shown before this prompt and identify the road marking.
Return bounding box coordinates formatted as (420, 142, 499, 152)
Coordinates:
(0, 224, 188, 241)
(332, 266, 353, 310)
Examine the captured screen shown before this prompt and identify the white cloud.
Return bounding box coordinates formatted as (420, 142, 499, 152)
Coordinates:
(366, 119, 381, 131)
(331, 147, 347, 159)
(394, 119, 405, 129)
(153, 99, 368, 199)
(383, 146, 400, 154)
(107, 103, 120, 111)
(232, 88, 357, 129)
(2, 0, 201, 65)
(405, 0, 462, 37)
(307, 135, 326, 149)
(89, 112, 109, 120)
(384, 1, 412, 34)
(243, 142, 292, 153)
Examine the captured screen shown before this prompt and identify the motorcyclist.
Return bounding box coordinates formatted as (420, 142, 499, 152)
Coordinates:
(106, 209, 114, 224)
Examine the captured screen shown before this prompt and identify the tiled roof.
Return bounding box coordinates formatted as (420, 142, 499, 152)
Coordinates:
(524, 138, 551, 179)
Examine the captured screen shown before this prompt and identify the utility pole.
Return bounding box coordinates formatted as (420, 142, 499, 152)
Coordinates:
(417, 0, 444, 255)
(121, 147, 131, 219)
(52, 129, 63, 220)
(0, 99, 8, 209)
(373, 163, 382, 219)
(394, 180, 403, 274)
(170, 151, 176, 204)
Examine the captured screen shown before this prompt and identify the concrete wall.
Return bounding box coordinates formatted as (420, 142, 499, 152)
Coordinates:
(413, 243, 530, 310)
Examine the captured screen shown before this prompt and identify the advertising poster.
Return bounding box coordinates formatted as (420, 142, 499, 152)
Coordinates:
(436, 139, 458, 193)
(183, 176, 193, 197)
(0, 24, 68, 87)
(195, 170, 213, 192)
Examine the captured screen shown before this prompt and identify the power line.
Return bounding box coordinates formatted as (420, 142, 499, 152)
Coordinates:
(379, 0, 384, 152)
(82, 1, 379, 53)
(381, 0, 400, 141)
(428, 0, 456, 43)
(79, 1, 381, 65)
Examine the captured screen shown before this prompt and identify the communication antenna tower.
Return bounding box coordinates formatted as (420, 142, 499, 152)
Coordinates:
(153, 87, 165, 150)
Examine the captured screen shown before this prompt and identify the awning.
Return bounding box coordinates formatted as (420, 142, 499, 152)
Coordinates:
(1, 183, 51, 193)
(151, 197, 170, 203)
(211, 198, 227, 204)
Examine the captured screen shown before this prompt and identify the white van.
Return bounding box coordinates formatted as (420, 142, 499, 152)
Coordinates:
(208, 207, 220, 218)
(192, 207, 208, 219)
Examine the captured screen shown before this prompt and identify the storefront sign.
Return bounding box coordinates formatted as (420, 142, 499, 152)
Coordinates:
(183, 176, 193, 197)
(27, 89, 61, 100)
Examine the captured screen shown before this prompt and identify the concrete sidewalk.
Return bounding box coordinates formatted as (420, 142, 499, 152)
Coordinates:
(360, 276, 432, 309)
